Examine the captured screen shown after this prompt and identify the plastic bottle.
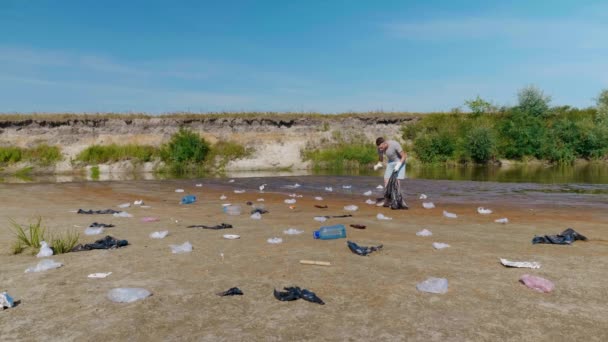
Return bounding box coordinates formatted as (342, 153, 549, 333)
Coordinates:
(313, 224, 346, 240)
(223, 205, 241, 215)
(181, 195, 197, 204)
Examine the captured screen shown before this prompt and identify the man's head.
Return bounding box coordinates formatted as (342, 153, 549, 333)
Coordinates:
(376, 137, 388, 151)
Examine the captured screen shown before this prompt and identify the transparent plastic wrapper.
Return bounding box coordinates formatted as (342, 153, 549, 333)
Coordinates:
(149, 231, 169, 239)
(477, 207, 492, 214)
(250, 212, 262, 220)
(495, 218, 509, 224)
(419, 194, 427, 199)
(416, 229, 432, 237)
(342, 185, 352, 189)
(376, 185, 383, 190)
(141, 217, 160, 223)
(1, 291, 15, 309)
(365, 199, 376, 205)
(181, 195, 196, 204)
(36, 241, 53, 257)
(422, 202, 435, 209)
(284, 199, 296, 204)
(85, 227, 104, 235)
(107, 288, 151, 303)
(257, 198, 265, 202)
(520, 274, 554, 293)
(432, 242, 450, 250)
(234, 189, 245, 194)
(314, 216, 328, 222)
(88, 272, 112, 278)
(500, 258, 541, 269)
(169, 241, 192, 254)
(118, 202, 131, 208)
(416, 277, 448, 294)
(195, 183, 203, 187)
(220, 195, 227, 200)
(175, 188, 184, 193)
(223, 234, 240, 240)
(363, 190, 372, 196)
(443, 210, 457, 218)
(259, 184, 266, 191)
(284, 228, 304, 235)
(133, 200, 144, 205)
(113, 211, 133, 218)
(314, 196, 323, 201)
(267, 237, 283, 244)
(376, 213, 392, 220)
(25, 259, 63, 273)
(344, 205, 358, 212)
(325, 187, 333, 192)
(223, 205, 241, 215)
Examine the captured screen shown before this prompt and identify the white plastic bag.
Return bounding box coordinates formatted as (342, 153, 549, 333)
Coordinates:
(443, 210, 457, 218)
(283, 228, 304, 235)
(107, 288, 151, 303)
(363, 190, 372, 196)
(36, 241, 53, 258)
(422, 202, 435, 209)
(477, 207, 493, 214)
(169, 242, 192, 254)
(284, 199, 296, 204)
(267, 237, 283, 244)
(416, 277, 448, 294)
(149, 231, 169, 239)
(250, 212, 262, 220)
(25, 259, 63, 273)
(376, 213, 392, 220)
(432, 242, 450, 250)
(314, 216, 327, 222)
(88, 272, 112, 279)
(365, 199, 376, 205)
(85, 227, 104, 235)
(419, 194, 428, 199)
(113, 211, 133, 218)
(500, 258, 541, 269)
(416, 229, 432, 237)
(118, 202, 131, 208)
(344, 205, 358, 212)
(314, 196, 323, 201)
(495, 218, 509, 224)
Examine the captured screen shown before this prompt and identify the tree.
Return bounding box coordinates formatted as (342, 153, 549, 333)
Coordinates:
(596, 89, 608, 125)
(517, 85, 551, 118)
(465, 95, 493, 116)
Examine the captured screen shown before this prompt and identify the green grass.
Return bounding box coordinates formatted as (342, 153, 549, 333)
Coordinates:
(303, 143, 377, 170)
(23, 144, 62, 166)
(49, 230, 80, 254)
(206, 140, 254, 169)
(0, 146, 22, 164)
(76, 144, 160, 164)
(9, 217, 46, 255)
(90, 165, 100, 180)
(15, 166, 34, 181)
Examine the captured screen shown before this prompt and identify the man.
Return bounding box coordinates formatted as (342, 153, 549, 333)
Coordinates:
(374, 137, 408, 208)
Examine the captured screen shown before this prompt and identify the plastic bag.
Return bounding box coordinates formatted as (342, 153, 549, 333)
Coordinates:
(416, 229, 432, 237)
(250, 212, 262, 220)
(422, 202, 435, 209)
(113, 211, 133, 218)
(344, 205, 358, 212)
(432, 242, 450, 250)
(284, 228, 304, 235)
(443, 210, 457, 218)
(107, 288, 151, 303)
(519, 274, 554, 293)
(85, 227, 104, 235)
(363, 190, 372, 196)
(365, 199, 376, 205)
(149, 231, 169, 239)
(314, 196, 323, 201)
(477, 207, 492, 214)
(36, 241, 53, 257)
(169, 242, 192, 254)
(495, 218, 509, 224)
(416, 277, 448, 294)
(267, 237, 283, 244)
(314, 216, 328, 222)
(0, 292, 15, 309)
(284, 199, 296, 204)
(500, 258, 541, 269)
(376, 213, 392, 220)
(88, 272, 112, 278)
(25, 259, 63, 273)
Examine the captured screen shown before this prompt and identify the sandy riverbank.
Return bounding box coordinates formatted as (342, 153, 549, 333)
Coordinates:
(1, 179, 607, 341)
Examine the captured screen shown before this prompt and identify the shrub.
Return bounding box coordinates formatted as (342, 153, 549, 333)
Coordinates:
(160, 128, 210, 165)
(517, 85, 551, 118)
(465, 126, 496, 163)
(49, 230, 80, 254)
(497, 109, 545, 159)
(413, 132, 456, 163)
(0, 147, 23, 164)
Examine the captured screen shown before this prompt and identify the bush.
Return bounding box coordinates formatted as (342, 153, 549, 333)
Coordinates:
(161, 129, 209, 164)
(207, 140, 253, 169)
(0, 147, 23, 164)
(413, 132, 456, 163)
(465, 126, 496, 163)
(497, 109, 545, 159)
(517, 85, 551, 118)
(76, 144, 159, 164)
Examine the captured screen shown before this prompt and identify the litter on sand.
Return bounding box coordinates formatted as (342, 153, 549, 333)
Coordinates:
(118, 203, 131, 208)
(134, 200, 144, 205)
(187, 223, 233, 230)
(36, 241, 53, 257)
(170, 241, 193, 254)
(416, 229, 433, 237)
(532, 228, 587, 245)
(274, 286, 324, 305)
(175, 189, 184, 193)
(416, 277, 449, 294)
(257, 198, 265, 202)
(250, 212, 262, 220)
(220, 195, 227, 200)
(363, 190, 372, 196)
(141, 217, 160, 223)
(432, 242, 450, 250)
(477, 207, 493, 214)
(25, 259, 63, 273)
(72, 236, 129, 252)
(88, 272, 112, 279)
(113, 211, 133, 218)
(344, 205, 358, 211)
(350, 224, 366, 229)
(84, 227, 105, 235)
(78, 209, 120, 215)
(107, 288, 151, 303)
(284, 228, 304, 235)
(195, 183, 203, 187)
(325, 187, 333, 192)
(500, 258, 541, 269)
(284, 199, 296, 204)
(495, 218, 509, 224)
(347, 240, 383, 256)
(422, 202, 435, 209)
(223, 234, 240, 240)
(419, 194, 428, 199)
(376, 213, 392, 220)
(519, 274, 554, 293)
(149, 231, 169, 239)
(314, 216, 328, 222)
(443, 210, 457, 218)
(234, 189, 245, 194)
(1, 292, 15, 309)
(300, 260, 331, 266)
(314, 196, 323, 201)
(267, 237, 283, 244)
(217, 287, 243, 296)
(365, 199, 376, 205)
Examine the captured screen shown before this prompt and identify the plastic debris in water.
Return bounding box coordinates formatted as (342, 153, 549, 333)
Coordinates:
(284, 199, 296, 204)
(500, 258, 541, 269)
(363, 190, 372, 196)
(422, 202, 435, 209)
(443, 210, 457, 218)
(149, 231, 169, 239)
(376, 185, 383, 190)
(519, 274, 554, 293)
(416, 229, 432, 237)
(228, 179, 235, 183)
(284, 228, 304, 235)
(259, 184, 266, 192)
(432, 242, 450, 250)
(477, 207, 493, 214)
(419, 194, 428, 200)
(325, 187, 333, 192)
(342, 185, 352, 189)
(88, 272, 112, 279)
(376, 213, 392, 220)
(344, 205, 358, 211)
(495, 218, 509, 224)
(25, 259, 63, 273)
(195, 183, 203, 187)
(267, 237, 283, 244)
(169, 242, 192, 254)
(416, 277, 448, 294)
(107, 288, 151, 303)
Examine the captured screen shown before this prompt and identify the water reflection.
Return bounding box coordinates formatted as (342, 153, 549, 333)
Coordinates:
(1, 163, 607, 184)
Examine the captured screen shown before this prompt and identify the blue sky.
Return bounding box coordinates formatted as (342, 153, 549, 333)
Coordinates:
(1, 0, 607, 113)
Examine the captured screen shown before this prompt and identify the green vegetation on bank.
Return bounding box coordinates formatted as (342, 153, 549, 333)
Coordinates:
(405, 87, 608, 165)
(76, 144, 159, 164)
(303, 131, 378, 170)
(0, 144, 62, 166)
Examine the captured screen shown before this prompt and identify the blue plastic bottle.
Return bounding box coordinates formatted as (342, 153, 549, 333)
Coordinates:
(313, 224, 346, 240)
(181, 195, 197, 204)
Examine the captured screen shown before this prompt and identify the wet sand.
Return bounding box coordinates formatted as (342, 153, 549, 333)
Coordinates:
(1, 177, 607, 341)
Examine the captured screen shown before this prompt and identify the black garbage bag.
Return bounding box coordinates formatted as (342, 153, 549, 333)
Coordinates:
(77, 209, 121, 214)
(347, 240, 383, 256)
(383, 172, 408, 210)
(532, 228, 588, 245)
(71, 235, 128, 252)
(273, 286, 324, 305)
(217, 287, 244, 296)
(187, 223, 233, 230)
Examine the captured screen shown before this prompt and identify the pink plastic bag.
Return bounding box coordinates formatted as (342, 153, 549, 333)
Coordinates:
(141, 217, 160, 223)
(519, 274, 555, 293)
